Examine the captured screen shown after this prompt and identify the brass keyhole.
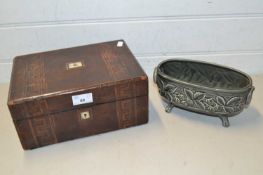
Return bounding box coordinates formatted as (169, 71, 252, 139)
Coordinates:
(80, 111, 90, 120)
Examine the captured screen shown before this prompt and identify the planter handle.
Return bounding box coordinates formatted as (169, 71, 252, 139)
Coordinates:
(153, 67, 158, 84)
(245, 86, 255, 108)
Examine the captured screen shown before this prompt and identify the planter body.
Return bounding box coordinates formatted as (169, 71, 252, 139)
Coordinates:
(154, 59, 254, 127)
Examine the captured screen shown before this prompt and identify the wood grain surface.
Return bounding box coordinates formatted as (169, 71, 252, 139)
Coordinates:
(7, 40, 148, 149)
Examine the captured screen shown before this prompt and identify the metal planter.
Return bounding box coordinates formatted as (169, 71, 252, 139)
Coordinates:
(153, 59, 255, 127)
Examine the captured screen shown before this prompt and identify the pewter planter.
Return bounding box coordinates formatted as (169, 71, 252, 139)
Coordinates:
(153, 59, 255, 127)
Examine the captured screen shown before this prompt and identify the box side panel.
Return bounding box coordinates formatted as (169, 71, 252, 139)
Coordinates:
(134, 95, 149, 125)
(13, 119, 37, 150)
(14, 95, 148, 149)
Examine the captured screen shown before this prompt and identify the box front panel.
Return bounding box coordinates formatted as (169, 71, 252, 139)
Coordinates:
(9, 77, 148, 121)
(14, 95, 148, 149)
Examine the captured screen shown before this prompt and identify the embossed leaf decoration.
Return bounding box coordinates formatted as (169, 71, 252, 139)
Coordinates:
(187, 99, 194, 106)
(167, 92, 173, 102)
(194, 92, 205, 100)
(160, 80, 165, 90)
(184, 89, 194, 100)
(164, 83, 174, 90)
(226, 97, 241, 106)
(225, 106, 234, 113)
(170, 88, 177, 94)
(164, 83, 177, 94)
(206, 98, 214, 105)
(196, 101, 206, 110)
(216, 96, 226, 106)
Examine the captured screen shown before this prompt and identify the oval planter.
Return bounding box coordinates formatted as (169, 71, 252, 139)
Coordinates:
(154, 59, 255, 127)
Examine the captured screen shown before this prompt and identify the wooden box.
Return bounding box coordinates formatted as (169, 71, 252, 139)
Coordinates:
(7, 40, 148, 149)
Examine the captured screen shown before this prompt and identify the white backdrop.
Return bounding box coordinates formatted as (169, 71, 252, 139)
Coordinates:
(0, 0, 263, 82)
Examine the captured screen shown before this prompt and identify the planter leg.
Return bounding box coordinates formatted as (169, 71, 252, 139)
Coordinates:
(219, 116, 230, 127)
(165, 103, 174, 113)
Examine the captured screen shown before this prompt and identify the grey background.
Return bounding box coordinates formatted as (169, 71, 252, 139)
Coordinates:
(0, 0, 263, 82)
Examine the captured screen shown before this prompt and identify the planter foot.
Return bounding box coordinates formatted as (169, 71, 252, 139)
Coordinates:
(219, 116, 230, 127)
(165, 103, 174, 113)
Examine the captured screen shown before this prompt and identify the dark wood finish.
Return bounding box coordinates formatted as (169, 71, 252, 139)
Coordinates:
(7, 40, 148, 149)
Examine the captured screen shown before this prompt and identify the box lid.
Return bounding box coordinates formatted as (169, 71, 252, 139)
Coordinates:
(8, 40, 148, 120)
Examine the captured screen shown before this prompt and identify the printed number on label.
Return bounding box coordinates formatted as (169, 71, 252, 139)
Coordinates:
(72, 93, 93, 106)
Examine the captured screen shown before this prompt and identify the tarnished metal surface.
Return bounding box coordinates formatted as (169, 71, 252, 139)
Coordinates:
(154, 59, 255, 127)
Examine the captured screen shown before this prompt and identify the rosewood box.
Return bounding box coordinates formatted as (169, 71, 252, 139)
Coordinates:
(7, 40, 148, 149)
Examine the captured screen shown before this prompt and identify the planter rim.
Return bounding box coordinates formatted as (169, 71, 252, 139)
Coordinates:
(156, 58, 253, 93)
